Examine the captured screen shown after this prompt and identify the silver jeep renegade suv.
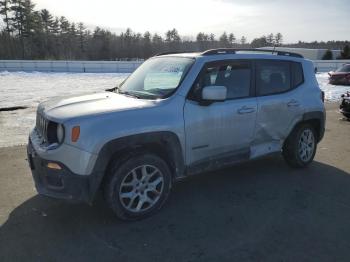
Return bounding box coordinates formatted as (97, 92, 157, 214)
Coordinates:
(27, 49, 325, 220)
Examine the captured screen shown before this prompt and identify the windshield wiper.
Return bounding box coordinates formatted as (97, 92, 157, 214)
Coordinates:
(106, 85, 141, 99)
(105, 85, 119, 92)
(117, 90, 141, 99)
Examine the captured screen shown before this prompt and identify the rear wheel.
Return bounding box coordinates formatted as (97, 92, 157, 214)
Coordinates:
(104, 153, 172, 220)
(283, 124, 317, 168)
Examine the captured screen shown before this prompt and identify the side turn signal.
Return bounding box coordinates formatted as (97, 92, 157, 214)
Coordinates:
(71, 126, 80, 142)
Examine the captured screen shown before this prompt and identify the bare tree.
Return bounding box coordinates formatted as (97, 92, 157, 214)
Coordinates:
(275, 33, 283, 46)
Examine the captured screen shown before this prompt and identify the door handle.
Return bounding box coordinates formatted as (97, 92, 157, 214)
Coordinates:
(287, 99, 300, 107)
(237, 106, 255, 114)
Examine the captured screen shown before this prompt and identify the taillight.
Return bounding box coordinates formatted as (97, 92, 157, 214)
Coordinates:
(321, 91, 325, 103)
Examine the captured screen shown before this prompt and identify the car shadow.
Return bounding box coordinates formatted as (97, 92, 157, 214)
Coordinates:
(2, 156, 350, 261)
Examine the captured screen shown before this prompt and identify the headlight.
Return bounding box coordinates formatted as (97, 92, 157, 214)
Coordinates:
(57, 124, 65, 143)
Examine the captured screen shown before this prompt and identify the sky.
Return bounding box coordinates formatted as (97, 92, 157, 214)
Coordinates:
(33, 0, 350, 43)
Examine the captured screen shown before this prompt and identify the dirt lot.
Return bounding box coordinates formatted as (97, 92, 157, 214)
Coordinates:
(0, 103, 350, 262)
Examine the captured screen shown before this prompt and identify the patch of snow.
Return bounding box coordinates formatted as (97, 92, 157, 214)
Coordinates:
(0, 71, 128, 108)
(316, 72, 350, 102)
(0, 72, 127, 147)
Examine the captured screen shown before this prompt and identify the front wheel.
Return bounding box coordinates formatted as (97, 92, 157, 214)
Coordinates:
(104, 154, 172, 220)
(283, 124, 317, 168)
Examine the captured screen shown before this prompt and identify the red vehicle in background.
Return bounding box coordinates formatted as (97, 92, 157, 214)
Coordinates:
(329, 64, 350, 85)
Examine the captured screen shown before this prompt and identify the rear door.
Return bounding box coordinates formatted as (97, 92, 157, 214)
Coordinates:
(184, 60, 257, 167)
(254, 60, 305, 151)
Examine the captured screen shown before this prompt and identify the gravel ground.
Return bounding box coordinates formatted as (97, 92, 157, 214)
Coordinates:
(0, 103, 350, 262)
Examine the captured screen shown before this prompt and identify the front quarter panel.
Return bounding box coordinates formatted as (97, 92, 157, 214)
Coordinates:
(64, 94, 186, 158)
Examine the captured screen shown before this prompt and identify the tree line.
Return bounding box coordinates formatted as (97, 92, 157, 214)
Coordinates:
(0, 0, 349, 60)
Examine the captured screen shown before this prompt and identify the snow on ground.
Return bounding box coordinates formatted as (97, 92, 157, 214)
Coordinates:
(0, 71, 349, 147)
(316, 72, 350, 102)
(0, 72, 128, 147)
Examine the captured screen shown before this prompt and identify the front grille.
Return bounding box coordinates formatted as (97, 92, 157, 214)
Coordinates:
(36, 113, 58, 144)
(36, 113, 49, 143)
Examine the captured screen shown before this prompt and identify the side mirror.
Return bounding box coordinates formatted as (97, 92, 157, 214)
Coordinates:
(201, 85, 227, 101)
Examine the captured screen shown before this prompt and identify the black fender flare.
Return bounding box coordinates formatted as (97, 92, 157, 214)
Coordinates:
(87, 131, 185, 202)
(301, 111, 326, 142)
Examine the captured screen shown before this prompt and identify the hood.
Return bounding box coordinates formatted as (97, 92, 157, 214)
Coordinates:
(38, 92, 157, 121)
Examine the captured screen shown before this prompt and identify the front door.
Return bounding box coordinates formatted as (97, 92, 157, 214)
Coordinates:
(184, 60, 257, 169)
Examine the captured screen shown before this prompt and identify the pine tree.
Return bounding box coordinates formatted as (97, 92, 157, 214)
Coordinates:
(165, 28, 181, 42)
(77, 22, 86, 52)
(70, 22, 77, 36)
(228, 33, 236, 46)
(322, 49, 333, 60)
(0, 0, 12, 34)
(40, 9, 53, 34)
(21, 0, 35, 37)
(219, 32, 229, 47)
(152, 33, 162, 44)
(340, 45, 350, 59)
(251, 36, 268, 48)
(59, 16, 70, 35)
(196, 32, 204, 42)
(143, 31, 152, 57)
(50, 17, 60, 34)
(10, 0, 25, 36)
(240, 36, 247, 45)
(209, 33, 215, 42)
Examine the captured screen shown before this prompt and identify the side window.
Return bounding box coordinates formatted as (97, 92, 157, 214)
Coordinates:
(256, 60, 291, 96)
(291, 62, 304, 87)
(191, 61, 251, 100)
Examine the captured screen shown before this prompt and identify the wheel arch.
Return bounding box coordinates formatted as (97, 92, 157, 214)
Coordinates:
(87, 131, 185, 202)
(287, 111, 325, 143)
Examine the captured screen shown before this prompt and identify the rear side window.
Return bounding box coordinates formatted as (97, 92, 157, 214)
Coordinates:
(291, 62, 304, 87)
(256, 60, 291, 96)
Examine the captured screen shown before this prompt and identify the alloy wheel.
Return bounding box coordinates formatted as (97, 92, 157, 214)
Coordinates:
(298, 129, 315, 162)
(119, 165, 164, 213)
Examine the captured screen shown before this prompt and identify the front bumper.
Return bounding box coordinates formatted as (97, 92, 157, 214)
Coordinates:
(27, 140, 92, 203)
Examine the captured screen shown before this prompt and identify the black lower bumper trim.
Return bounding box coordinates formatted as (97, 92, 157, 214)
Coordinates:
(27, 141, 93, 203)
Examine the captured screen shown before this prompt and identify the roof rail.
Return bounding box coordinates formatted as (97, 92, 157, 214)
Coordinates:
(155, 51, 197, 56)
(201, 48, 304, 58)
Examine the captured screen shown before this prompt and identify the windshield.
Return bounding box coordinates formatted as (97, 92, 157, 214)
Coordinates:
(336, 64, 350, 73)
(118, 57, 194, 99)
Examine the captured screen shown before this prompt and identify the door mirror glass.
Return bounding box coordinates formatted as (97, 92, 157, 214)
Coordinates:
(202, 85, 227, 101)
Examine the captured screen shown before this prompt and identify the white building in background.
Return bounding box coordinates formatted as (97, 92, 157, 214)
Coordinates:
(259, 47, 341, 60)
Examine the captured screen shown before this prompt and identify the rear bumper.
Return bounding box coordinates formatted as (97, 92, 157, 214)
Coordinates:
(27, 140, 94, 203)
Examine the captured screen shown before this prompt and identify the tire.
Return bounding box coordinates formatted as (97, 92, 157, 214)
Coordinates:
(104, 153, 172, 220)
(283, 123, 317, 168)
